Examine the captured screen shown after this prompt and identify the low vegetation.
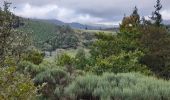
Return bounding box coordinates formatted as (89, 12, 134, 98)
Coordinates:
(66, 73, 170, 100)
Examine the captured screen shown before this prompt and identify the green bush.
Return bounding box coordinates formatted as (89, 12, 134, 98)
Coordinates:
(24, 49, 44, 65)
(18, 60, 58, 77)
(18, 60, 71, 99)
(90, 33, 140, 59)
(57, 53, 74, 66)
(91, 50, 151, 75)
(57, 53, 75, 74)
(34, 69, 68, 84)
(18, 61, 40, 77)
(34, 68, 68, 99)
(65, 73, 170, 100)
(0, 66, 36, 100)
(74, 49, 88, 70)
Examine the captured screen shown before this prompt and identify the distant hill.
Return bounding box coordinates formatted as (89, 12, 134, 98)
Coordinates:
(67, 22, 101, 30)
(43, 19, 65, 26)
(19, 19, 81, 50)
(31, 18, 113, 30)
(163, 20, 170, 25)
(19, 19, 59, 45)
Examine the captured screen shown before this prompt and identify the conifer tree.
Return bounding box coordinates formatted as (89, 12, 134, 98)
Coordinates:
(151, 0, 162, 26)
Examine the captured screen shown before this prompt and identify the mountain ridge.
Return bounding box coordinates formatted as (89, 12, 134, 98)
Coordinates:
(29, 18, 113, 30)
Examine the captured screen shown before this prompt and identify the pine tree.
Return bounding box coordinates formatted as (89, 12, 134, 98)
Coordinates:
(132, 6, 139, 17)
(151, 0, 162, 26)
(131, 6, 140, 26)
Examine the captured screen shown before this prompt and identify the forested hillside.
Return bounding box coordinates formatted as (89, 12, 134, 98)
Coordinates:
(1, 0, 170, 100)
(18, 19, 101, 58)
(19, 20, 78, 49)
(19, 19, 113, 51)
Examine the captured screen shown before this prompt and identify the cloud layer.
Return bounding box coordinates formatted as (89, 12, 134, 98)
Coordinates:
(3, 0, 170, 25)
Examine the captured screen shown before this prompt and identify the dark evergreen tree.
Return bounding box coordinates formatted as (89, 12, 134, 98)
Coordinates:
(132, 6, 140, 27)
(151, 0, 162, 26)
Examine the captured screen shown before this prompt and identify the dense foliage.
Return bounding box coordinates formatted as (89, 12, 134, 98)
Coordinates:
(0, 2, 37, 99)
(0, 66, 36, 100)
(0, 2, 30, 66)
(139, 25, 170, 79)
(91, 50, 150, 75)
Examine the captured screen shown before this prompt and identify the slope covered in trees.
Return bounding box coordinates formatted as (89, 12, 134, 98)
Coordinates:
(18, 19, 99, 54)
(19, 20, 79, 49)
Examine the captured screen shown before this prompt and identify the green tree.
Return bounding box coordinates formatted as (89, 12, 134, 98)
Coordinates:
(92, 50, 150, 75)
(74, 49, 88, 70)
(0, 2, 30, 66)
(89, 31, 149, 75)
(136, 0, 170, 79)
(90, 32, 140, 60)
(0, 2, 37, 100)
(139, 25, 170, 79)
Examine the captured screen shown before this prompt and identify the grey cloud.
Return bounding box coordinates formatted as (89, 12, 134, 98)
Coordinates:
(2, 0, 170, 24)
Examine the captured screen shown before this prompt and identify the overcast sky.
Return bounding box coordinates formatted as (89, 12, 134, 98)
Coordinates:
(1, 0, 170, 25)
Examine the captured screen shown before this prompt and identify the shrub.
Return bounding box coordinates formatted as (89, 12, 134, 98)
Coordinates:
(82, 32, 95, 40)
(24, 49, 44, 65)
(34, 69, 68, 84)
(65, 74, 99, 100)
(57, 53, 74, 66)
(34, 68, 68, 99)
(74, 49, 88, 70)
(0, 66, 36, 100)
(18, 60, 58, 78)
(18, 61, 39, 77)
(65, 73, 170, 100)
(57, 53, 75, 74)
(91, 50, 151, 75)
